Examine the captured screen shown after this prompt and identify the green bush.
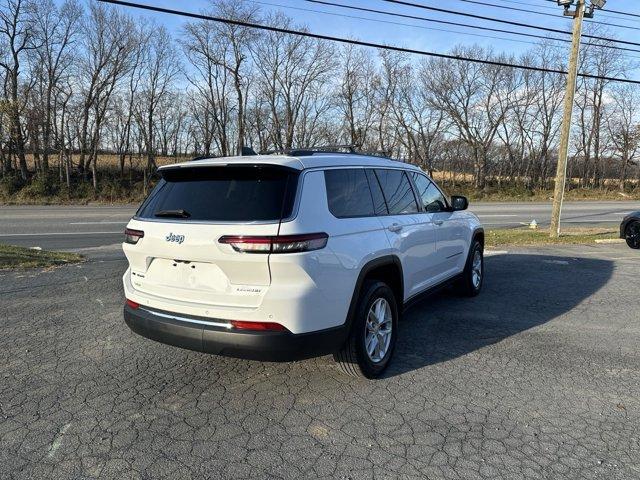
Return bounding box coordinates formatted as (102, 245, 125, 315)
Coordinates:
(0, 173, 26, 198)
(20, 173, 60, 197)
(70, 179, 95, 201)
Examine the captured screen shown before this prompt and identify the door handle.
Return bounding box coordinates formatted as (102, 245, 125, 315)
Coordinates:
(434, 220, 444, 226)
(388, 223, 403, 233)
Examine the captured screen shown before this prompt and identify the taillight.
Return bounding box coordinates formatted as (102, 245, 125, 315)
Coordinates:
(230, 320, 288, 332)
(125, 299, 140, 309)
(219, 233, 328, 254)
(124, 228, 144, 245)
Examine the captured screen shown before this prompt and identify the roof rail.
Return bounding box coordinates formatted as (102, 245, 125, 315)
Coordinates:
(241, 146, 257, 156)
(358, 149, 393, 158)
(259, 144, 356, 155)
(260, 144, 392, 159)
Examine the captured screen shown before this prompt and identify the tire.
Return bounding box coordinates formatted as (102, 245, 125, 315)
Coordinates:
(333, 281, 399, 379)
(625, 221, 640, 249)
(457, 239, 484, 297)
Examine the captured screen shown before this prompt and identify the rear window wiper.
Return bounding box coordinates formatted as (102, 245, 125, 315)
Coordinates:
(154, 209, 191, 218)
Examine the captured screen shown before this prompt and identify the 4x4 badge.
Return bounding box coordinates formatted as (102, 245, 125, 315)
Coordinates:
(165, 233, 185, 244)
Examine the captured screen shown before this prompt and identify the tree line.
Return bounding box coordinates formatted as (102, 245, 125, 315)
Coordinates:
(1, 0, 639, 198)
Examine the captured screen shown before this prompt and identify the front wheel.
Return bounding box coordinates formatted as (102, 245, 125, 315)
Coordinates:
(457, 240, 484, 297)
(334, 281, 398, 379)
(625, 221, 640, 249)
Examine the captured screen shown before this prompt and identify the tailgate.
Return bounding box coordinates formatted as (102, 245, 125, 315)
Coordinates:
(124, 220, 277, 308)
(123, 164, 299, 308)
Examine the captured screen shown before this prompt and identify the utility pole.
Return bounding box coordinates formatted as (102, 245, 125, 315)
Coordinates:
(549, 0, 605, 238)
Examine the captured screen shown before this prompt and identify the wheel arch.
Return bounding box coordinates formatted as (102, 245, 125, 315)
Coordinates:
(472, 227, 485, 248)
(343, 255, 404, 335)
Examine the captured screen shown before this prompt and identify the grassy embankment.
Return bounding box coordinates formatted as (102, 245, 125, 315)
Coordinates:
(0, 244, 84, 269)
(485, 227, 620, 248)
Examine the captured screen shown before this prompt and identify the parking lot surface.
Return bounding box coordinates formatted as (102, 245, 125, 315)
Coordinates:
(1, 244, 639, 479)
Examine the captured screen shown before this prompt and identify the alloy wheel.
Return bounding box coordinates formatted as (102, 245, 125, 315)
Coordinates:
(472, 249, 483, 289)
(365, 297, 393, 363)
(626, 221, 640, 249)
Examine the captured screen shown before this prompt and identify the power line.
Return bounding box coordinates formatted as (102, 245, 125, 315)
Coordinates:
(248, 0, 555, 49)
(381, 0, 640, 48)
(305, 0, 640, 56)
(539, 0, 640, 20)
(494, 0, 640, 23)
(451, 0, 640, 32)
(95, 0, 640, 85)
(308, 0, 555, 42)
(588, 8, 640, 19)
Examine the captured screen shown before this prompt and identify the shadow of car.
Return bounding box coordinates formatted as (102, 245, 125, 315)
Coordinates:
(386, 253, 614, 378)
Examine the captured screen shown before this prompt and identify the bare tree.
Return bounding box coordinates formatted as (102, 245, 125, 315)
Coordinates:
(494, 44, 564, 188)
(335, 44, 377, 148)
(135, 25, 180, 175)
(113, 20, 149, 179)
(422, 46, 518, 189)
(574, 27, 627, 188)
(182, 16, 234, 156)
(1, 0, 638, 200)
(252, 13, 335, 150)
(371, 50, 403, 157)
(0, 0, 37, 179)
(207, 0, 258, 155)
(389, 54, 445, 174)
(29, 0, 80, 173)
(607, 83, 640, 191)
(77, 2, 135, 187)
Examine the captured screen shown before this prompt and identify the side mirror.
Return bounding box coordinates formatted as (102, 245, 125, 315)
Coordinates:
(451, 195, 468, 211)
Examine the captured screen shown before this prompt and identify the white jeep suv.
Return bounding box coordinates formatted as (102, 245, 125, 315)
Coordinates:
(122, 151, 484, 378)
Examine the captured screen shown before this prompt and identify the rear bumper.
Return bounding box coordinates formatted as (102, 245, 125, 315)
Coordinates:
(124, 304, 348, 362)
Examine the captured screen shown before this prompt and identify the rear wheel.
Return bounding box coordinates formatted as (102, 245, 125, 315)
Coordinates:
(457, 239, 484, 297)
(334, 281, 398, 379)
(625, 221, 640, 249)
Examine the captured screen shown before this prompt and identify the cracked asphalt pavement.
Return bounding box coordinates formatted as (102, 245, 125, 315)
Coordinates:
(1, 244, 639, 479)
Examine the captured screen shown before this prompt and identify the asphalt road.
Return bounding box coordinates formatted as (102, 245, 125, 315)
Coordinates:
(1, 244, 639, 479)
(1, 201, 638, 251)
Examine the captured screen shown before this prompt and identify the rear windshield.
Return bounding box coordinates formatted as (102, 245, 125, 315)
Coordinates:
(136, 166, 299, 222)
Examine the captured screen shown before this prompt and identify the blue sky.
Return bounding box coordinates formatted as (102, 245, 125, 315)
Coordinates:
(101, 0, 640, 73)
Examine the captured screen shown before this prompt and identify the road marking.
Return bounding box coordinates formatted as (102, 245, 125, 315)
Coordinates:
(47, 423, 71, 459)
(476, 214, 519, 217)
(543, 259, 570, 265)
(0, 231, 122, 237)
(69, 221, 128, 225)
(485, 250, 508, 256)
(482, 223, 522, 226)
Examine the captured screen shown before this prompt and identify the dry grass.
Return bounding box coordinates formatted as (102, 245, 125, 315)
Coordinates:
(8, 154, 640, 204)
(24, 153, 190, 169)
(0, 244, 84, 269)
(486, 227, 620, 247)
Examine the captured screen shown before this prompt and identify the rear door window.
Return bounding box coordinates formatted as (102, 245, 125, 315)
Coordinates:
(136, 166, 298, 222)
(374, 169, 419, 215)
(365, 169, 389, 215)
(324, 169, 375, 218)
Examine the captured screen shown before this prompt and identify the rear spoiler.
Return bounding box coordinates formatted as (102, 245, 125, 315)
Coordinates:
(158, 158, 304, 173)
